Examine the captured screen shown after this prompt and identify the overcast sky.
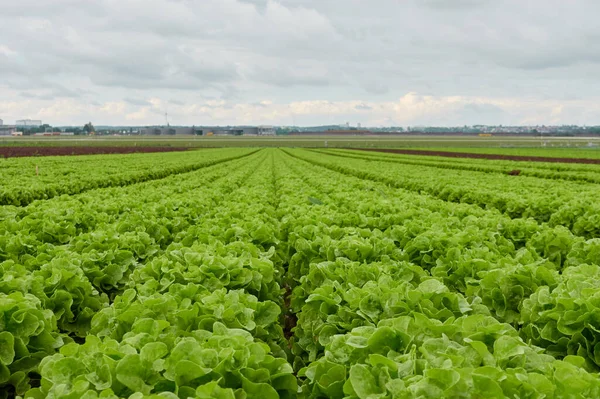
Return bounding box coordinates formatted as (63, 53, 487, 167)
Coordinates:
(1, 0, 599, 127)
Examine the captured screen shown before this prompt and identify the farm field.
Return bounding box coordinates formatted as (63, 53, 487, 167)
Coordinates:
(4, 148, 600, 398)
(355, 148, 600, 164)
(408, 146, 600, 160)
(3, 135, 600, 154)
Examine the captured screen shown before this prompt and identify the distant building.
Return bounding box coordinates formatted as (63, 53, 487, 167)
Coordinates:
(257, 126, 276, 136)
(139, 126, 201, 135)
(197, 127, 250, 136)
(16, 119, 43, 127)
(0, 125, 17, 136)
(0, 118, 3, 126)
(139, 125, 276, 136)
(198, 126, 276, 136)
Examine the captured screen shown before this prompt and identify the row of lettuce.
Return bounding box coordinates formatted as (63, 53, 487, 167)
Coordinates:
(2, 151, 298, 398)
(3, 148, 600, 397)
(273, 151, 600, 397)
(291, 149, 600, 239)
(0, 149, 255, 206)
(321, 148, 600, 183)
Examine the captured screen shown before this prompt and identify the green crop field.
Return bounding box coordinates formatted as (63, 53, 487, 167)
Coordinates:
(4, 148, 600, 398)
(409, 146, 600, 159)
(3, 134, 600, 152)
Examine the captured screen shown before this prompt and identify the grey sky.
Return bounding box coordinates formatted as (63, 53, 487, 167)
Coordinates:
(1, 0, 599, 126)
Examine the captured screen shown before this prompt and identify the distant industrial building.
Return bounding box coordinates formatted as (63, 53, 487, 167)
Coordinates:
(139, 126, 202, 135)
(139, 125, 276, 136)
(16, 119, 43, 127)
(0, 125, 17, 136)
(0, 116, 16, 135)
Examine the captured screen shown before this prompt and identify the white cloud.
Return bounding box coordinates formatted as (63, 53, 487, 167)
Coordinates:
(126, 108, 152, 121)
(100, 102, 127, 115)
(0, 45, 16, 57)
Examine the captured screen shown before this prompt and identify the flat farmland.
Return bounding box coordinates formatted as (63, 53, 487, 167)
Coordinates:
(355, 148, 600, 164)
(3, 134, 600, 153)
(3, 148, 600, 398)
(409, 145, 600, 160)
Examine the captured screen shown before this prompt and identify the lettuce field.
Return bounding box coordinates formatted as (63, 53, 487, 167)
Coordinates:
(4, 147, 600, 398)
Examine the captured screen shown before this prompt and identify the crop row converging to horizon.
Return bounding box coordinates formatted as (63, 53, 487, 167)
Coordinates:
(3, 147, 600, 398)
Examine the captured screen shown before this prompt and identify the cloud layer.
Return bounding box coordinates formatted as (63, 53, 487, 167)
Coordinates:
(1, 0, 599, 126)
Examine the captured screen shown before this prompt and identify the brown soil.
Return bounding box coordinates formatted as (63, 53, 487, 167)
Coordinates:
(356, 148, 600, 164)
(0, 146, 189, 158)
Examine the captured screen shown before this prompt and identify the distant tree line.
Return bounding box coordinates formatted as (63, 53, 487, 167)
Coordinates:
(17, 122, 96, 135)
